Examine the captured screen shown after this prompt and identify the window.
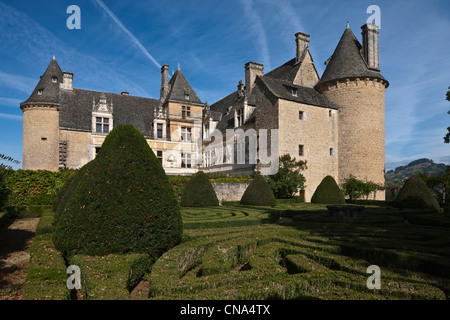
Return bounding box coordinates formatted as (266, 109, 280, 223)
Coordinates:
(181, 153, 191, 168)
(299, 145, 304, 157)
(182, 106, 191, 117)
(95, 147, 101, 154)
(52, 77, 58, 83)
(157, 123, 163, 138)
(96, 117, 110, 134)
(204, 124, 209, 138)
(236, 108, 244, 127)
(299, 111, 304, 120)
(292, 87, 298, 97)
(329, 110, 333, 117)
(38, 90, 43, 95)
(330, 148, 335, 156)
(185, 94, 190, 100)
(157, 151, 163, 164)
(41, 137, 47, 141)
(181, 127, 191, 142)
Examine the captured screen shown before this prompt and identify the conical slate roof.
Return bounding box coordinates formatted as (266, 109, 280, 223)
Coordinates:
(166, 69, 203, 105)
(22, 57, 63, 105)
(316, 27, 387, 87)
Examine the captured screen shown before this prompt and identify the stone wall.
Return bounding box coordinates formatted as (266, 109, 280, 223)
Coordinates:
(212, 183, 250, 203)
(22, 106, 59, 171)
(318, 78, 387, 200)
(278, 100, 339, 202)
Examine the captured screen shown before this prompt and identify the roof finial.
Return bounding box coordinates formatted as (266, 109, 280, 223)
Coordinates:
(52, 54, 56, 60)
(178, 60, 180, 71)
(346, 21, 350, 29)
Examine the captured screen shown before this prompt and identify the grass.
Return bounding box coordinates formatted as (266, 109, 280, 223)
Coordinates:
(20, 201, 450, 300)
(21, 208, 70, 300)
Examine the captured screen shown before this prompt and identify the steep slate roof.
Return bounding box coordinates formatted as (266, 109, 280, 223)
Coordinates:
(59, 89, 158, 137)
(316, 27, 387, 86)
(21, 58, 160, 138)
(166, 69, 203, 105)
(257, 76, 337, 109)
(22, 58, 63, 105)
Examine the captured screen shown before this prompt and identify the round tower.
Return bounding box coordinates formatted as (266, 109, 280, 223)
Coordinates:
(20, 57, 62, 171)
(316, 23, 389, 200)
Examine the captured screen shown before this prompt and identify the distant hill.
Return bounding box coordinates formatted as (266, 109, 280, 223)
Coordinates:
(385, 158, 448, 185)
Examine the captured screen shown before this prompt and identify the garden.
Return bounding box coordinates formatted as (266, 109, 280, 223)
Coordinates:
(0, 125, 449, 300)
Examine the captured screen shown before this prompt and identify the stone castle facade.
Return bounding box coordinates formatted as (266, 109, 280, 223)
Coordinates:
(20, 23, 389, 202)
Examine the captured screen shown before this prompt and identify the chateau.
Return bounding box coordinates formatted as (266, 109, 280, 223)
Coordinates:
(20, 23, 389, 201)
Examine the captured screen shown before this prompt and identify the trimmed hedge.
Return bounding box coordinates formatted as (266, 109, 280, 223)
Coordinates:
(394, 175, 440, 212)
(240, 174, 276, 207)
(69, 253, 155, 300)
(311, 176, 346, 204)
(53, 124, 183, 256)
(181, 171, 219, 207)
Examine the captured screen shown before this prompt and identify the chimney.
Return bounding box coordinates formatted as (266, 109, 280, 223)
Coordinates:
(160, 64, 169, 101)
(121, 90, 129, 96)
(245, 62, 264, 94)
(61, 71, 73, 91)
(361, 23, 380, 71)
(295, 32, 310, 64)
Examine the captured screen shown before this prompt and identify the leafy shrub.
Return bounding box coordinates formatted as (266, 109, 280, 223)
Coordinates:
(311, 176, 346, 204)
(53, 124, 182, 256)
(4, 170, 75, 207)
(181, 171, 219, 207)
(0, 169, 9, 211)
(240, 174, 276, 206)
(268, 154, 307, 199)
(394, 175, 440, 212)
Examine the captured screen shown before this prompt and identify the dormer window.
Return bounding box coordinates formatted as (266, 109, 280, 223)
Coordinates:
(52, 77, 58, 83)
(38, 90, 43, 95)
(96, 117, 110, 134)
(185, 94, 190, 100)
(291, 87, 298, 97)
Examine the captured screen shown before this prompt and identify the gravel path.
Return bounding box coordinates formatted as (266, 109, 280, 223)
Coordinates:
(0, 217, 40, 300)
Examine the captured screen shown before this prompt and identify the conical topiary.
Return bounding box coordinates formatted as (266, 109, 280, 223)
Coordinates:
(240, 174, 276, 206)
(311, 176, 346, 204)
(53, 124, 182, 256)
(394, 175, 440, 212)
(181, 171, 219, 207)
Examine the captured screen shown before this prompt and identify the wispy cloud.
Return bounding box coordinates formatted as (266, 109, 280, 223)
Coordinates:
(0, 112, 22, 121)
(93, 0, 161, 69)
(0, 97, 23, 106)
(0, 70, 35, 94)
(239, 0, 271, 71)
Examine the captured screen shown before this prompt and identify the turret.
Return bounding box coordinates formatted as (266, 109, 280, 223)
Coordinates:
(315, 23, 389, 200)
(20, 57, 61, 171)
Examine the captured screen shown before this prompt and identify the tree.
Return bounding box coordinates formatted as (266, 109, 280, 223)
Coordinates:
(417, 167, 450, 205)
(53, 124, 182, 256)
(240, 174, 276, 206)
(0, 154, 20, 210)
(311, 176, 346, 205)
(181, 171, 219, 207)
(394, 175, 440, 212)
(444, 86, 450, 144)
(267, 154, 307, 199)
(341, 175, 384, 201)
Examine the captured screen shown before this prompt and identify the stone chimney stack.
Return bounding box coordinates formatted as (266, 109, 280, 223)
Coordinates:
(245, 62, 264, 94)
(61, 71, 73, 91)
(160, 64, 169, 101)
(361, 23, 380, 71)
(295, 32, 310, 64)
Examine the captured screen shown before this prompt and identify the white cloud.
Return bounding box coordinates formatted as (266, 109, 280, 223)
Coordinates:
(0, 112, 22, 121)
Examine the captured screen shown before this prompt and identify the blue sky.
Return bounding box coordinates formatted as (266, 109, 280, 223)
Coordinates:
(0, 0, 449, 171)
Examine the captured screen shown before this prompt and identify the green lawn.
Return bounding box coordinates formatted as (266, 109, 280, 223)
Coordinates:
(21, 202, 450, 300)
